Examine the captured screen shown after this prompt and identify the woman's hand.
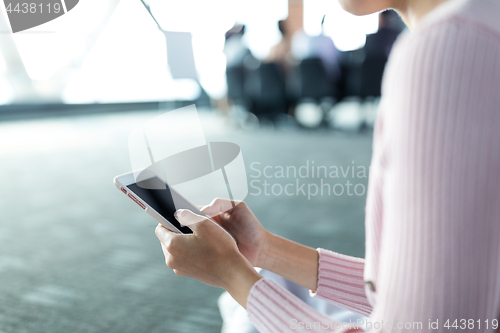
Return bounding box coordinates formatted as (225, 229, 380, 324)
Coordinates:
(155, 210, 262, 307)
(161, 199, 319, 293)
(199, 198, 271, 268)
(200, 199, 319, 291)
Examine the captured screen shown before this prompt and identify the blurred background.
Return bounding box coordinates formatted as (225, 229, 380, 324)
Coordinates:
(0, 0, 405, 332)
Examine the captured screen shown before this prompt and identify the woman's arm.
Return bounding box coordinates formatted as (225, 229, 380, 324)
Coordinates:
(259, 233, 320, 291)
(247, 278, 365, 333)
(199, 199, 372, 315)
(260, 234, 372, 316)
(156, 210, 365, 333)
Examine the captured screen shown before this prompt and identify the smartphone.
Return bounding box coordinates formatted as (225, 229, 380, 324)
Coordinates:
(114, 171, 202, 234)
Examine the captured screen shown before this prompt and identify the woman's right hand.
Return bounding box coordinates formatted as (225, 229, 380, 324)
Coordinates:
(200, 198, 270, 268)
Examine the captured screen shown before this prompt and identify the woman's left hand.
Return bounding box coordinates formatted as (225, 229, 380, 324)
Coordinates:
(155, 209, 262, 307)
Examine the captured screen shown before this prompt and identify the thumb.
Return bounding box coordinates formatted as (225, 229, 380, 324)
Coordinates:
(200, 198, 234, 217)
(174, 209, 209, 227)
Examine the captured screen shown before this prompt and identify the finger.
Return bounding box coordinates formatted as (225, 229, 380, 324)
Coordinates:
(219, 211, 231, 222)
(175, 209, 209, 227)
(200, 198, 238, 216)
(200, 198, 232, 216)
(155, 223, 177, 245)
(176, 210, 237, 244)
(161, 242, 171, 260)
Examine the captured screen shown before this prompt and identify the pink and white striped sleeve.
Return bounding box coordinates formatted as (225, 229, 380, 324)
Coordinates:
(310, 249, 372, 316)
(247, 278, 364, 333)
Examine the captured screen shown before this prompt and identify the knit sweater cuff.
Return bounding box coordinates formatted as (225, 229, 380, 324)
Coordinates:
(310, 249, 372, 316)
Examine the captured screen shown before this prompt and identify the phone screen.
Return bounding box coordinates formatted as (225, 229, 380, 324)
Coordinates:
(127, 177, 200, 234)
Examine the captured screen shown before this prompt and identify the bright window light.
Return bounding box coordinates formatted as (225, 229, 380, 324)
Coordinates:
(7, 0, 107, 82)
(64, 0, 176, 103)
(150, 0, 288, 94)
(0, 50, 14, 103)
(230, 0, 288, 60)
(304, 0, 379, 51)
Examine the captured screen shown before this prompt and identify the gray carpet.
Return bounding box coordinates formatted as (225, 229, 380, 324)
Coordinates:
(0, 110, 372, 333)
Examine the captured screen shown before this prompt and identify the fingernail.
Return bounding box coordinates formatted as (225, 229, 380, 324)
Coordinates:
(174, 209, 185, 219)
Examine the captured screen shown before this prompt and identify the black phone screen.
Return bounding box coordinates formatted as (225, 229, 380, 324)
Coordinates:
(127, 177, 200, 234)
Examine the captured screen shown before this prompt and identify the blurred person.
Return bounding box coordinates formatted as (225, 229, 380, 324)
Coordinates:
(223, 24, 256, 110)
(265, 20, 293, 70)
(155, 0, 500, 332)
(224, 24, 252, 69)
(244, 20, 289, 117)
(364, 10, 402, 58)
(358, 11, 402, 98)
(292, 16, 341, 82)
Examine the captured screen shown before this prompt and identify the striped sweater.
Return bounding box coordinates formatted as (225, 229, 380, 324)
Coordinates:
(247, 0, 500, 331)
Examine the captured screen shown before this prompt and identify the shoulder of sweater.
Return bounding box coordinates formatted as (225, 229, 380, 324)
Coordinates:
(386, 0, 500, 72)
(407, 0, 500, 47)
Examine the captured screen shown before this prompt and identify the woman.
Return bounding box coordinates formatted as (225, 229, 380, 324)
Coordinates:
(155, 0, 500, 331)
